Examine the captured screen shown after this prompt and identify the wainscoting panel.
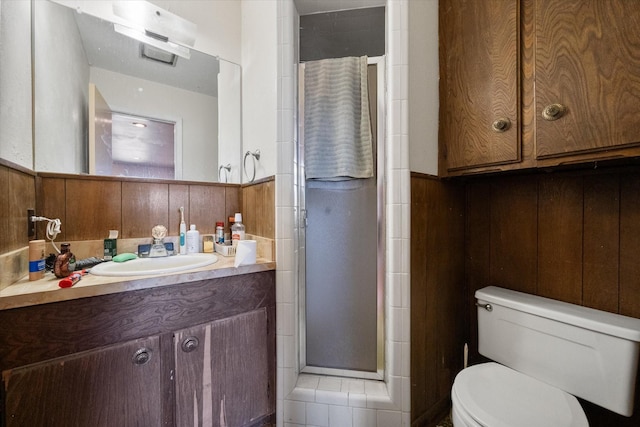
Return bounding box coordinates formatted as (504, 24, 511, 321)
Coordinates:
(466, 167, 640, 427)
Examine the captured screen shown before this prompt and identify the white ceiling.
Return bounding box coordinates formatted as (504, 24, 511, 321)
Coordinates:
(71, 5, 219, 97)
(294, 0, 386, 15)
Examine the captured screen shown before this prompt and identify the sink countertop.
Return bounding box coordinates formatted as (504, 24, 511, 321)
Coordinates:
(0, 256, 276, 311)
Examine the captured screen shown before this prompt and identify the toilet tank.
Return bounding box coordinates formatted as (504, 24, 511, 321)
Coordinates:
(476, 286, 640, 417)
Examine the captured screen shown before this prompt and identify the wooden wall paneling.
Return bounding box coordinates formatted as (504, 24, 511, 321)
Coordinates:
(463, 167, 640, 427)
(168, 184, 189, 237)
(464, 181, 492, 362)
(188, 185, 226, 235)
(537, 175, 583, 304)
(121, 182, 169, 238)
(36, 177, 66, 242)
(489, 176, 538, 294)
(583, 173, 620, 313)
(0, 166, 9, 254)
(434, 181, 465, 400)
(410, 176, 466, 425)
(410, 176, 432, 420)
(225, 185, 241, 231)
(258, 180, 275, 238)
(241, 179, 275, 238)
(422, 179, 445, 409)
(8, 169, 35, 251)
(65, 179, 121, 241)
(242, 184, 257, 235)
(620, 172, 640, 318)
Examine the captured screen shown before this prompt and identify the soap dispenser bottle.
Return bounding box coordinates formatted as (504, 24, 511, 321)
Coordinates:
(186, 224, 200, 254)
(231, 213, 245, 247)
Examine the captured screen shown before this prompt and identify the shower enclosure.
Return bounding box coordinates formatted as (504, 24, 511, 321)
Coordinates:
(298, 56, 385, 380)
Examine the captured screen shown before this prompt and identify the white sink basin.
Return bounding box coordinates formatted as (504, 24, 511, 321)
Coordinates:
(90, 253, 218, 277)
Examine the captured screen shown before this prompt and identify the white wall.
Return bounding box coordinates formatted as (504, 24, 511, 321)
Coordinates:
(34, 0, 89, 174)
(0, 0, 32, 168)
(240, 0, 278, 182)
(408, 0, 439, 175)
(218, 60, 243, 183)
(91, 67, 219, 182)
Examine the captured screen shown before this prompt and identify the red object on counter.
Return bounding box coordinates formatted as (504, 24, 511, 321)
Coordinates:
(58, 269, 88, 288)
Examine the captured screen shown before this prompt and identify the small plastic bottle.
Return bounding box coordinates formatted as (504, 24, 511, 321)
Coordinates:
(216, 222, 225, 244)
(231, 213, 245, 247)
(186, 224, 200, 254)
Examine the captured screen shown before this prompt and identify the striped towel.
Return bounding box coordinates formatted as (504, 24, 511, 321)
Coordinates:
(304, 56, 373, 180)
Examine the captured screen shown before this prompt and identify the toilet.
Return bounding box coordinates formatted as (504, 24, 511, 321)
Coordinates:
(451, 286, 640, 427)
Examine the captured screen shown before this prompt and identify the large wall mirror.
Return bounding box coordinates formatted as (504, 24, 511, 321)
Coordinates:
(32, 0, 242, 183)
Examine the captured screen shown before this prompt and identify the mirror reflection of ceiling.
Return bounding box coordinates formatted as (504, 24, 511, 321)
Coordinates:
(111, 113, 174, 167)
(74, 11, 219, 97)
(294, 0, 386, 15)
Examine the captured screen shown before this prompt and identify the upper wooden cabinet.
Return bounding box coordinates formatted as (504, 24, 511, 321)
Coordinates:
(439, 0, 640, 176)
(439, 0, 520, 174)
(534, 0, 640, 160)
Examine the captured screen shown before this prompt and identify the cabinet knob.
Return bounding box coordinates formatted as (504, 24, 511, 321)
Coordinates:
(491, 118, 511, 133)
(181, 337, 200, 353)
(132, 347, 152, 365)
(542, 103, 567, 121)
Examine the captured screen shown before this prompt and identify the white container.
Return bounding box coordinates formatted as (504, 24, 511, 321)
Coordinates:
(215, 242, 236, 257)
(186, 224, 200, 254)
(231, 213, 245, 247)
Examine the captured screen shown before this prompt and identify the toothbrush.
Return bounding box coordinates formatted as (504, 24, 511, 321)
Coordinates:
(179, 207, 187, 255)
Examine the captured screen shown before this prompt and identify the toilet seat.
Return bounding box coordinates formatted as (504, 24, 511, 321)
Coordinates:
(451, 362, 588, 427)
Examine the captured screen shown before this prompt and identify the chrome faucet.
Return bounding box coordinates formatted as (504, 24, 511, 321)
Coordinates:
(149, 225, 169, 257)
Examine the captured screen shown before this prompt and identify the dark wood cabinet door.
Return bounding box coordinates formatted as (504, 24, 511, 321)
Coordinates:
(174, 309, 270, 427)
(3, 336, 162, 427)
(439, 0, 520, 173)
(535, 0, 640, 159)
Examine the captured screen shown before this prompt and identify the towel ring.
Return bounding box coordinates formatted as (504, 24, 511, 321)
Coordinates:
(243, 149, 260, 183)
(218, 164, 231, 183)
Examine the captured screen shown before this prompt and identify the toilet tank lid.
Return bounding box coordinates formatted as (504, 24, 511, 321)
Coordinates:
(476, 286, 640, 342)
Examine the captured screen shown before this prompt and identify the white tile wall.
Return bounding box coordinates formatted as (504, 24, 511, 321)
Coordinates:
(276, 0, 411, 425)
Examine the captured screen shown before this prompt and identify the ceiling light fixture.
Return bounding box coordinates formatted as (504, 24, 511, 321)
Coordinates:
(114, 23, 191, 60)
(112, 1, 197, 60)
(132, 122, 147, 128)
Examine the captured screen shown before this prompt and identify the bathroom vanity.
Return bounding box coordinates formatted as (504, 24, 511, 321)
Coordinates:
(0, 263, 276, 426)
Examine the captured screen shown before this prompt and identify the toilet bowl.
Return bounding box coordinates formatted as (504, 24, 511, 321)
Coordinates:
(451, 286, 640, 426)
(451, 362, 588, 427)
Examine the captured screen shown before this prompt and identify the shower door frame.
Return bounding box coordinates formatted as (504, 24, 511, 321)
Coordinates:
(296, 55, 386, 380)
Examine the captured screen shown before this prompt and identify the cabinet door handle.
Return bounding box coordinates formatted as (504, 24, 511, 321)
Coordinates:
(181, 337, 200, 353)
(132, 347, 152, 365)
(491, 118, 511, 133)
(542, 103, 567, 121)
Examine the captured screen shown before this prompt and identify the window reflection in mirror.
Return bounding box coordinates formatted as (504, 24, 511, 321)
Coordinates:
(93, 111, 177, 180)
